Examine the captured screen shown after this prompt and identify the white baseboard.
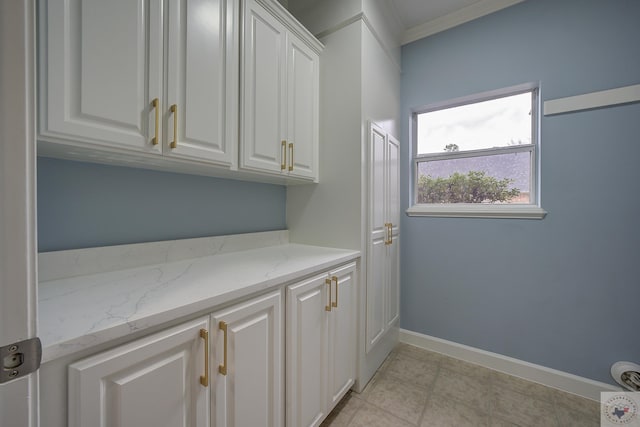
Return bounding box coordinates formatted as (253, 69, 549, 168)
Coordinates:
(399, 329, 620, 401)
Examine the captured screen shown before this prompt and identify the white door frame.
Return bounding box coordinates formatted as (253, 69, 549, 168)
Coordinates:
(0, 1, 39, 426)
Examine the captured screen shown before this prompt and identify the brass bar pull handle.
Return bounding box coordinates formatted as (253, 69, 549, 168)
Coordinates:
(170, 104, 178, 148)
(199, 328, 209, 387)
(325, 278, 332, 312)
(218, 321, 228, 375)
(281, 140, 287, 170)
(151, 98, 159, 145)
(389, 223, 393, 245)
(288, 143, 294, 171)
(331, 276, 338, 308)
(384, 223, 391, 245)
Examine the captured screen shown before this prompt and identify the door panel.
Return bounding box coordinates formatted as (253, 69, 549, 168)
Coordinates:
(212, 290, 283, 427)
(68, 317, 210, 427)
(386, 236, 400, 328)
(0, 2, 38, 425)
(328, 263, 356, 407)
(286, 275, 328, 427)
(241, 1, 286, 174)
(370, 125, 387, 240)
(166, 0, 237, 165)
(42, 0, 163, 151)
(287, 34, 318, 179)
(366, 238, 386, 353)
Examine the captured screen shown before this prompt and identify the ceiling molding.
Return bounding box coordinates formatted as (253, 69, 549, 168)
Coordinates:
(401, 0, 525, 45)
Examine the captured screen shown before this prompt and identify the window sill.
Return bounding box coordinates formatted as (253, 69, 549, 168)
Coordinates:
(406, 204, 547, 219)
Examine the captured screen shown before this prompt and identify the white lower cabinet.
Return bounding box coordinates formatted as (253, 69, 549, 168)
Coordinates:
(286, 262, 357, 427)
(68, 317, 211, 427)
(211, 290, 283, 427)
(67, 264, 356, 427)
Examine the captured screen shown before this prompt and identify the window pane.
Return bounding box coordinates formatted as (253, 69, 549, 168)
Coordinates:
(417, 151, 531, 204)
(417, 92, 532, 155)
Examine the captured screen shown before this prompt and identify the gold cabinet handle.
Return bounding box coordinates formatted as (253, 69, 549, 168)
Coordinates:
(389, 223, 393, 245)
(151, 98, 159, 145)
(325, 278, 332, 312)
(170, 104, 178, 148)
(218, 321, 228, 375)
(288, 143, 294, 171)
(331, 276, 338, 308)
(199, 328, 209, 387)
(281, 140, 287, 170)
(384, 223, 391, 245)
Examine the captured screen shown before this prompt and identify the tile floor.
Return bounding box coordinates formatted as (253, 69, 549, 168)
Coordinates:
(321, 343, 601, 427)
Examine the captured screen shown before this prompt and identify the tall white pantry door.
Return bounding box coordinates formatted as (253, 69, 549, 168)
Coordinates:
(0, 1, 40, 426)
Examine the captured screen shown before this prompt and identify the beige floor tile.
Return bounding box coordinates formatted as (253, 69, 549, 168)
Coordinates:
(491, 387, 558, 426)
(431, 367, 492, 413)
(364, 375, 429, 424)
(489, 417, 520, 426)
(555, 406, 601, 427)
(394, 343, 446, 365)
(420, 393, 489, 427)
(491, 371, 553, 403)
(348, 400, 416, 427)
(440, 357, 493, 380)
(321, 392, 364, 427)
(385, 353, 440, 389)
(550, 389, 600, 417)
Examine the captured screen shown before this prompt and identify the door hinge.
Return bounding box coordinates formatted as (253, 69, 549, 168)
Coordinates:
(1, 337, 42, 383)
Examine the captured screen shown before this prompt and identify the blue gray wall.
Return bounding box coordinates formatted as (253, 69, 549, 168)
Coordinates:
(38, 158, 286, 251)
(400, 0, 640, 384)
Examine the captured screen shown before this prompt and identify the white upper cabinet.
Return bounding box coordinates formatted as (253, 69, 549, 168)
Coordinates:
(38, 0, 164, 153)
(39, 0, 238, 167)
(240, 0, 321, 181)
(165, 0, 239, 165)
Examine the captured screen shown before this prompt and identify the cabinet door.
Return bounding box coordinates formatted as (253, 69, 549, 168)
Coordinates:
(386, 134, 400, 328)
(386, 235, 400, 328)
(286, 274, 330, 427)
(39, 0, 163, 152)
(286, 33, 319, 180)
(212, 290, 283, 427)
(366, 237, 387, 353)
(328, 263, 357, 409)
(166, 0, 238, 165)
(240, 0, 287, 175)
(68, 317, 210, 427)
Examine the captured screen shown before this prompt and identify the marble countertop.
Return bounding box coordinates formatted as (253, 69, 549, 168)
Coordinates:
(39, 241, 359, 363)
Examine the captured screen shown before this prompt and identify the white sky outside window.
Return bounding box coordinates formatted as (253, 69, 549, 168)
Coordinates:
(417, 92, 532, 154)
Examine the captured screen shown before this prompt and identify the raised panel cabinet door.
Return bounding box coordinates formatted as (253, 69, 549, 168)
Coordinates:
(366, 237, 387, 353)
(212, 290, 283, 427)
(286, 33, 319, 180)
(240, 0, 287, 175)
(386, 235, 400, 328)
(39, 0, 163, 152)
(286, 274, 330, 427)
(387, 133, 400, 231)
(328, 263, 357, 409)
(369, 123, 387, 240)
(68, 317, 210, 427)
(165, 0, 239, 165)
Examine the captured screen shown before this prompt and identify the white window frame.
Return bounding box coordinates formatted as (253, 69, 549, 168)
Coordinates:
(407, 83, 547, 219)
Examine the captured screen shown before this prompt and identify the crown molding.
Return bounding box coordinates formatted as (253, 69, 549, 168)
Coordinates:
(401, 0, 524, 45)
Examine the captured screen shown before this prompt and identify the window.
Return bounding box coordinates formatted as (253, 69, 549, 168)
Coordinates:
(407, 84, 546, 219)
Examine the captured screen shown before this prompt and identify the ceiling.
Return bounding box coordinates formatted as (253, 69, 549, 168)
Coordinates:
(283, 0, 524, 45)
(386, 0, 524, 44)
(388, 0, 481, 30)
